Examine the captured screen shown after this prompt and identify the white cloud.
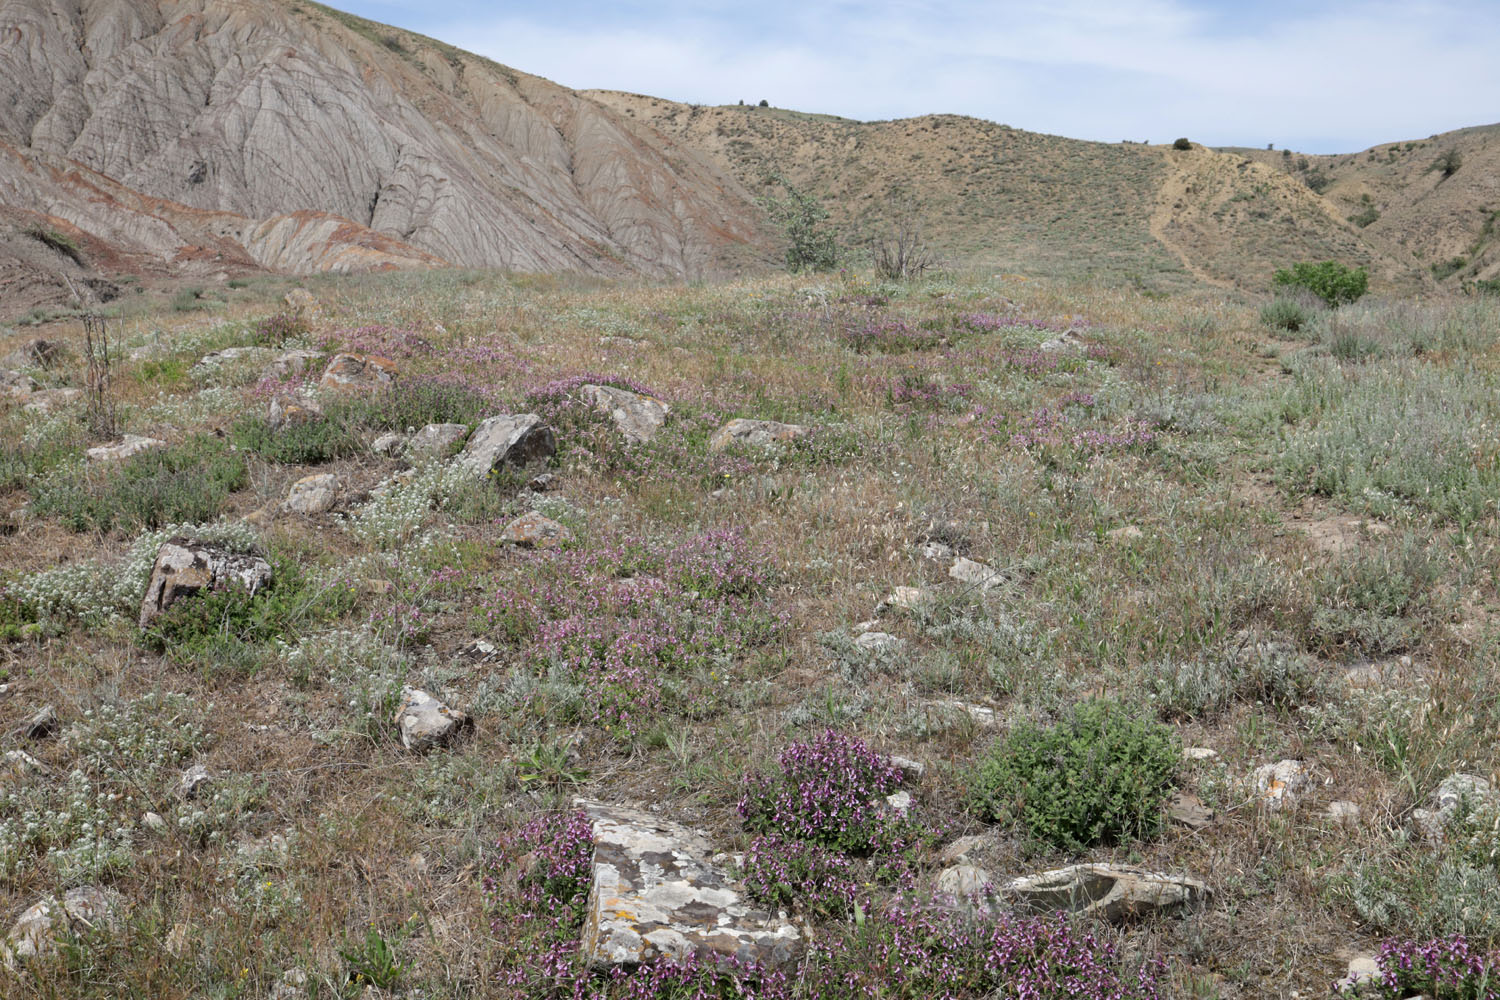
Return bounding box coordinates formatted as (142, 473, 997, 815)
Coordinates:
(418, 0, 1500, 151)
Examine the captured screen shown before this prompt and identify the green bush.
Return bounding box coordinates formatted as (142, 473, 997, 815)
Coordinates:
(1172, 137, 1192, 151)
(1260, 298, 1312, 333)
(1273, 260, 1368, 307)
(764, 174, 840, 272)
(231, 414, 361, 464)
(969, 700, 1179, 851)
(139, 556, 357, 669)
(31, 435, 247, 533)
(1430, 257, 1467, 281)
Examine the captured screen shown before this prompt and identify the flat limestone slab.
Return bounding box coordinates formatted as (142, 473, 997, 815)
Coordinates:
(576, 800, 800, 969)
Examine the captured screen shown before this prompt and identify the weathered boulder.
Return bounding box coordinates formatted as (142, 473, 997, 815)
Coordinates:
(499, 511, 570, 548)
(283, 473, 340, 514)
(139, 539, 273, 630)
(319, 352, 397, 390)
(267, 392, 323, 429)
(193, 346, 268, 371)
(283, 289, 321, 319)
(577, 801, 801, 969)
(457, 414, 555, 479)
(1002, 864, 1208, 922)
(581, 384, 669, 444)
(927, 699, 1000, 728)
(393, 687, 469, 752)
(177, 763, 211, 800)
(86, 434, 165, 463)
(1167, 791, 1215, 830)
(875, 586, 929, 616)
(708, 418, 811, 452)
(371, 431, 406, 456)
(1, 886, 124, 969)
(407, 422, 469, 458)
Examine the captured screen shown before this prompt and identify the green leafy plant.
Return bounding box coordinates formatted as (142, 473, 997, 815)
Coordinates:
(231, 414, 361, 464)
(764, 173, 840, 272)
(338, 925, 408, 991)
(1273, 260, 1369, 307)
(969, 699, 1179, 851)
(1172, 137, 1192, 151)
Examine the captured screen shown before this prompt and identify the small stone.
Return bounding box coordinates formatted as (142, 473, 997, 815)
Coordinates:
(708, 418, 811, 452)
(1327, 800, 1360, 826)
(22, 387, 82, 412)
(888, 755, 925, 780)
(320, 352, 397, 389)
(1168, 791, 1215, 830)
(917, 540, 954, 562)
(371, 431, 406, 455)
(499, 511, 570, 548)
(1, 886, 124, 969)
(462, 639, 500, 661)
(407, 422, 469, 458)
(23, 705, 58, 740)
(393, 687, 469, 752)
(854, 631, 905, 655)
(948, 556, 1005, 590)
(876, 586, 929, 616)
(1182, 747, 1219, 761)
(177, 763, 211, 800)
(1336, 956, 1381, 993)
(937, 864, 993, 897)
(1038, 329, 1086, 353)
(86, 434, 166, 463)
(928, 699, 1000, 727)
(581, 384, 669, 444)
(884, 790, 912, 816)
(2, 749, 43, 778)
(1106, 525, 1144, 542)
(525, 472, 555, 492)
(458, 413, 556, 478)
(267, 392, 323, 429)
(1251, 759, 1313, 812)
(283, 473, 340, 514)
(142, 811, 167, 832)
(938, 835, 987, 865)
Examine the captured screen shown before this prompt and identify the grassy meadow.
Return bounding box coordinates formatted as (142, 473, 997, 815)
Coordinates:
(1, 266, 1499, 998)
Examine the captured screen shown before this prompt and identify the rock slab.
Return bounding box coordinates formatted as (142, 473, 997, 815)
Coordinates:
(499, 511, 570, 548)
(1002, 864, 1208, 922)
(320, 352, 397, 389)
(708, 419, 810, 452)
(283, 473, 340, 514)
(578, 800, 801, 969)
(139, 539, 273, 629)
(86, 434, 166, 463)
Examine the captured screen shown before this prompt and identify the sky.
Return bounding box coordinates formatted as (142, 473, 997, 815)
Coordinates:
(333, 0, 1500, 154)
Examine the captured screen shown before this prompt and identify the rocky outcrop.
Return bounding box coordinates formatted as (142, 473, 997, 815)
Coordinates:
(320, 353, 397, 390)
(283, 473, 340, 515)
(138, 538, 273, 629)
(86, 434, 164, 463)
(457, 414, 555, 478)
(582, 384, 669, 444)
(499, 511, 570, 548)
(577, 801, 801, 969)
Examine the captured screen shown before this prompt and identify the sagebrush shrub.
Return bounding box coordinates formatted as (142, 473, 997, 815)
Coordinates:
(970, 699, 1178, 851)
(1260, 297, 1312, 333)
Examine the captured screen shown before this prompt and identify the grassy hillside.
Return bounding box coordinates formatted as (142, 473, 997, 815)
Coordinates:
(1, 266, 1499, 996)
(590, 94, 1427, 294)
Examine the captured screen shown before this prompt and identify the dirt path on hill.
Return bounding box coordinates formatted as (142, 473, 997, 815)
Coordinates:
(1148, 152, 1234, 289)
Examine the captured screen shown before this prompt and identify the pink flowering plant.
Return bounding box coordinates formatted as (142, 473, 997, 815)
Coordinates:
(1355, 936, 1500, 999)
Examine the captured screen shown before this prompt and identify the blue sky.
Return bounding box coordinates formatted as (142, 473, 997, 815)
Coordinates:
(334, 0, 1500, 153)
